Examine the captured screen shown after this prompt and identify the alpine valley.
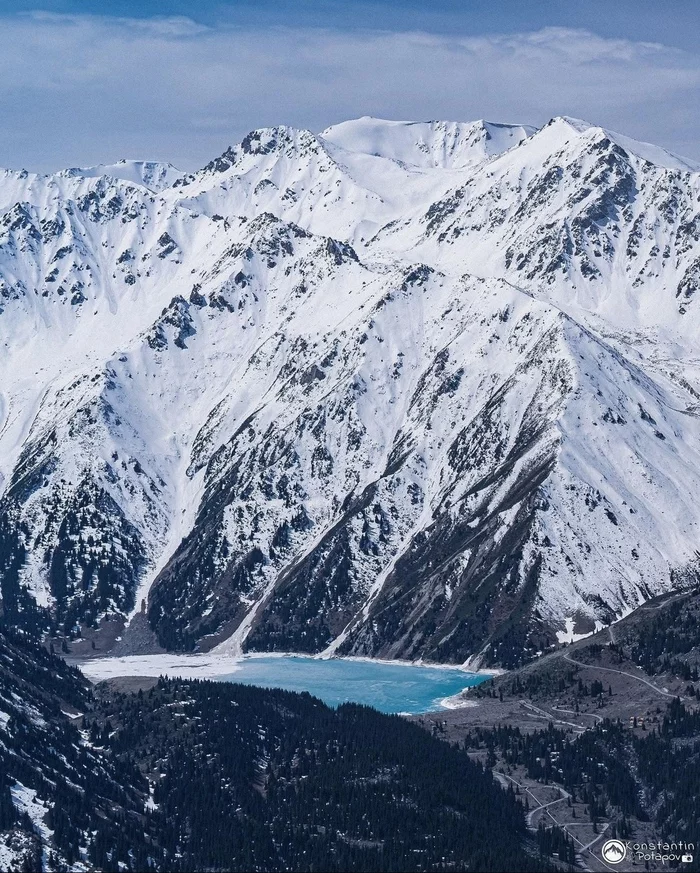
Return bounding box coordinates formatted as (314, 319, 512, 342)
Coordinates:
(3, 115, 700, 668)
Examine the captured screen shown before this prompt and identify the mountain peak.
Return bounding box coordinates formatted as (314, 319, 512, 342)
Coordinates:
(543, 115, 699, 171)
(197, 126, 322, 178)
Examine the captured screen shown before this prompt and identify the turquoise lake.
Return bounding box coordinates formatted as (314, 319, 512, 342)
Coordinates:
(220, 656, 488, 714)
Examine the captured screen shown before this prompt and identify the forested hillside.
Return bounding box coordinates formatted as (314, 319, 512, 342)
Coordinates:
(464, 701, 700, 871)
(0, 627, 539, 871)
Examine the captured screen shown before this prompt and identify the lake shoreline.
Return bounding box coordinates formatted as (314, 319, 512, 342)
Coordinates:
(71, 650, 502, 680)
(71, 651, 497, 715)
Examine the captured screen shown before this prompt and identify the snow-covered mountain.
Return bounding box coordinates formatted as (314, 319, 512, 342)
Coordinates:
(2, 116, 700, 666)
(60, 158, 182, 192)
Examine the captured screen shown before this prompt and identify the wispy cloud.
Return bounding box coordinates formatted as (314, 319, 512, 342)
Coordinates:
(1, 13, 698, 171)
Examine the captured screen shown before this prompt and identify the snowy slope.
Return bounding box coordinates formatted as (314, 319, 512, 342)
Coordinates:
(321, 117, 535, 168)
(2, 116, 700, 666)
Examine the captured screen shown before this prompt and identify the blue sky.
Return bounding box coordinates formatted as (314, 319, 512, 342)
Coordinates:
(0, 1, 698, 171)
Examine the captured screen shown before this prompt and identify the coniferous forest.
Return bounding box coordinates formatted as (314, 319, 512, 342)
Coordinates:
(0, 626, 542, 872)
(464, 701, 700, 870)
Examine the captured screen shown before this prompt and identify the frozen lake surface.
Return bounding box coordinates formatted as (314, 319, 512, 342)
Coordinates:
(78, 653, 490, 714)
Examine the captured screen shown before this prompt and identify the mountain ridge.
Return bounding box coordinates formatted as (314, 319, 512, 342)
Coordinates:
(1, 115, 700, 667)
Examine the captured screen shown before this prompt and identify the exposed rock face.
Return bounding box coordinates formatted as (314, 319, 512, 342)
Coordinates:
(3, 116, 700, 665)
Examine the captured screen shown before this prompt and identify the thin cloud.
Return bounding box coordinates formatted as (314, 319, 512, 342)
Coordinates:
(0, 13, 698, 171)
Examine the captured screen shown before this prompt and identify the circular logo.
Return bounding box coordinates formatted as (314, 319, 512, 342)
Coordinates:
(602, 840, 627, 864)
